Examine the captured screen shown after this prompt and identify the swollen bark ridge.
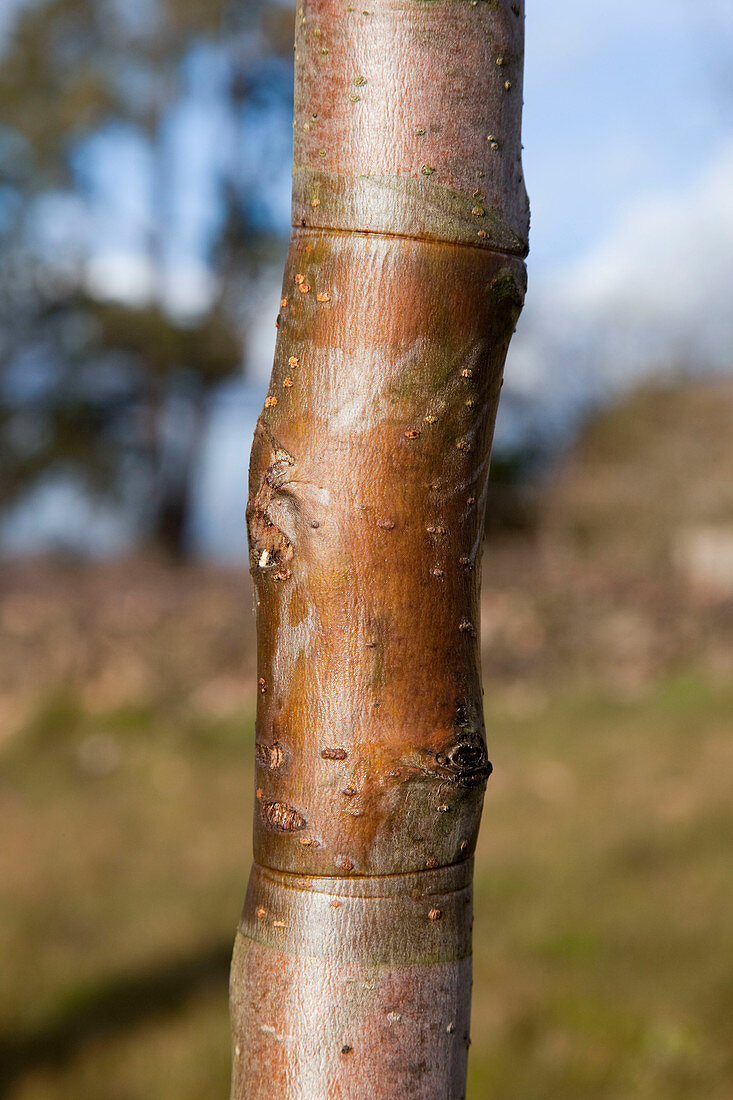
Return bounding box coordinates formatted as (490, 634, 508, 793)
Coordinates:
(231, 1, 529, 1096)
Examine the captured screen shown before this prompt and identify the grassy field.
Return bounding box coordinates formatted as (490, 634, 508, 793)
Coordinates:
(1, 381, 732, 1098)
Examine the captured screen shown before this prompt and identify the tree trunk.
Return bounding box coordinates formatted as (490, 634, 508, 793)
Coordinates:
(230, 1, 529, 1096)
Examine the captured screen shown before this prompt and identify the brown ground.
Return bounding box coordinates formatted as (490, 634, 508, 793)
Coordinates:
(1, 379, 732, 1098)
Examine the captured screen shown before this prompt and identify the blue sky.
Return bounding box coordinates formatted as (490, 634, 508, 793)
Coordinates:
(194, 0, 733, 559)
(14, 0, 727, 327)
(523, 0, 731, 268)
(3, 0, 731, 283)
(2, 0, 732, 556)
(21, 0, 724, 303)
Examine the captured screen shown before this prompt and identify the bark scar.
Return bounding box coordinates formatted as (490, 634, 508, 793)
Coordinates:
(261, 800, 307, 832)
(256, 742, 286, 770)
(246, 435, 296, 572)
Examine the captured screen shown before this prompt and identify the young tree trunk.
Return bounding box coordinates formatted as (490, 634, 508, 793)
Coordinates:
(230, 1, 529, 1096)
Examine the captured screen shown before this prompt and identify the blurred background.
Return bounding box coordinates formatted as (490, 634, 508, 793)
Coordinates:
(1, 0, 732, 1096)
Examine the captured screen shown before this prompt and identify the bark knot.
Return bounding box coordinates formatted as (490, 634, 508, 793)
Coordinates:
(432, 703, 492, 789)
(434, 738, 492, 788)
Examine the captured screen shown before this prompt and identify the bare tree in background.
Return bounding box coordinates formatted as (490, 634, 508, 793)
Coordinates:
(0, 0, 292, 555)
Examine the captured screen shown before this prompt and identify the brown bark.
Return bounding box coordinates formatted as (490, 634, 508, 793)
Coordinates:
(231, 1, 528, 1096)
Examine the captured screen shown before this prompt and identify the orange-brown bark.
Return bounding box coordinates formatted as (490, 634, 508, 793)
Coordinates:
(231, 1, 528, 1096)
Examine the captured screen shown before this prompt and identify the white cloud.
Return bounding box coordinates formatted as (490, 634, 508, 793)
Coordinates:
(555, 142, 733, 376)
(560, 144, 733, 325)
(85, 252, 157, 307)
(498, 143, 733, 452)
(162, 262, 218, 320)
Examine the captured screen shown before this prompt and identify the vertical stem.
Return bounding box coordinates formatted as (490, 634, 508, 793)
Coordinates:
(231, 1, 528, 1096)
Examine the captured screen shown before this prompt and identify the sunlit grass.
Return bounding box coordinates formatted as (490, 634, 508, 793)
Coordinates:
(1, 670, 732, 1098)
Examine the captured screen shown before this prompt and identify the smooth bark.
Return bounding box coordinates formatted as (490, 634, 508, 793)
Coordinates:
(231, 1, 528, 1096)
